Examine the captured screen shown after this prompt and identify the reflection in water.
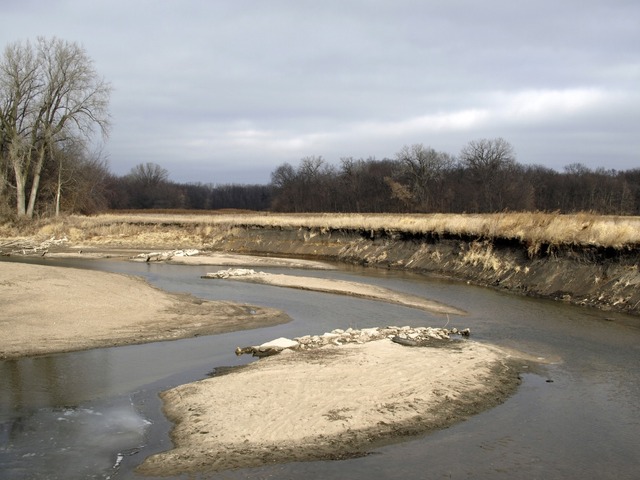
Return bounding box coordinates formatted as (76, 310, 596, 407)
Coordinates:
(0, 258, 639, 479)
(0, 350, 112, 412)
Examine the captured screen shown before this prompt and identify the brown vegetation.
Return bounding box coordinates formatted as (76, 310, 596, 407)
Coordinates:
(2, 211, 638, 252)
(2, 210, 639, 316)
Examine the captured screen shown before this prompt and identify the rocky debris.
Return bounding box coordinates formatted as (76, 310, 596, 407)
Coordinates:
(235, 337, 300, 357)
(235, 326, 470, 357)
(204, 268, 262, 279)
(131, 249, 200, 262)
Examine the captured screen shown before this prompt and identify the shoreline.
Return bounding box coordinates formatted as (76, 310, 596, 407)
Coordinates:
(0, 262, 290, 360)
(1, 252, 526, 476)
(138, 335, 522, 475)
(2, 211, 640, 317)
(203, 268, 468, 316)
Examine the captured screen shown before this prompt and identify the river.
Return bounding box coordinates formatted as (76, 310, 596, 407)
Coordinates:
(1, 257, 639, 479)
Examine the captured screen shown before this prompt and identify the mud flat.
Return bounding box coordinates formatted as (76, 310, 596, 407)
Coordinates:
(138, 329, 522, 475)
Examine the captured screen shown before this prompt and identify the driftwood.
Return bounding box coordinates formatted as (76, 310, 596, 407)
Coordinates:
(0, 237, 67, 256)
(235, 346, 287, 358)
(131, 249, 200, 262)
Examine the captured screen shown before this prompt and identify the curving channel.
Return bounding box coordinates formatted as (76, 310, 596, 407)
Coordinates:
(1, 257, 639, 479)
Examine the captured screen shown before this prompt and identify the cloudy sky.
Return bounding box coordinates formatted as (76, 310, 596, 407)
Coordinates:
(2, 1, 639, 184)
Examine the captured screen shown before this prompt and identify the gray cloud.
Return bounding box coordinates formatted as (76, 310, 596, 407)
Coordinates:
(1, 0, 638, 183)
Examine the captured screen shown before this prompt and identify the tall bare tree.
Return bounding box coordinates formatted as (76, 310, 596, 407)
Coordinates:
(459, 138, 516, 211)
(0, 37, 110, 217)
(395, 144, 454, 211)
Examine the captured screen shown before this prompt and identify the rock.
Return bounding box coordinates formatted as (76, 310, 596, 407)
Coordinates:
(202, 268, 260, 279)
(235, 337, 299, 357)
(237, 326, 472, 357)
(173, 249, 199, 257)
(258, 337, 299, 350)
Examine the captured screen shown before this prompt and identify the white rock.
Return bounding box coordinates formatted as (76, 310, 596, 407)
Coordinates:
(258, 337, 299, 349)
(321, 332, 340, 338)
(361, 328, 379, 336)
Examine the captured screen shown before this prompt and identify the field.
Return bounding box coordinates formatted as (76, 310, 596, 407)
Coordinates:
(2, 211, 639, 254)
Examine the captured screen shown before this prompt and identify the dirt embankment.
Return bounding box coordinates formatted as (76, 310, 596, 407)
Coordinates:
(208, 226, 640, 316)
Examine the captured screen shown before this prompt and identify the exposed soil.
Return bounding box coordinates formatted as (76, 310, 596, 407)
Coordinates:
(3, 219, 638, 317)
(207, 226, 640, 317)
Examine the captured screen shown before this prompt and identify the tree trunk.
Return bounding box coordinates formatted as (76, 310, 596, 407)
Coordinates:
(25, 146, 46, 218)
(55, 159, 62, 216)
(0, 171, 6, 205)
(12, 164, 27, 216)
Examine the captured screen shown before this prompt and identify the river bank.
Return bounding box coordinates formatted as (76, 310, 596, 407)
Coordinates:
(2, 212, 638, 316)
(210, 225, 640, 316)
(0, 255, 525, 476)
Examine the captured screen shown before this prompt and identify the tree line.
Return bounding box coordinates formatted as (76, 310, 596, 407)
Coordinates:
(3, 133, 640, 217)
(95, 140, 639, 215)
(267, 140, 640, 215)
(2, 38, 638, 219)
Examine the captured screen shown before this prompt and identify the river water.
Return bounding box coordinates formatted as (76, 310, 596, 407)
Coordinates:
(1, 257, 639, 479)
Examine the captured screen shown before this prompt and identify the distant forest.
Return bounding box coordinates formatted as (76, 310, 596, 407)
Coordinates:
(3, 138, 639, 217)
(105, 139, 640, 215)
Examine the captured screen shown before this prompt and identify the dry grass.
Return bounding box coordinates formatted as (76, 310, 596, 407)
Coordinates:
(2, 211, 639, 251)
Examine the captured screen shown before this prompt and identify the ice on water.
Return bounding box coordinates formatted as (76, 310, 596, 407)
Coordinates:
(0, 398, 150, 479)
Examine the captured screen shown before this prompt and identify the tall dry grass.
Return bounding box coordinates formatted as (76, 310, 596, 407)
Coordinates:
(2, 211, 639, 251)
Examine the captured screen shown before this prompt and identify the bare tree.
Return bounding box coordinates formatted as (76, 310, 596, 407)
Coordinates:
(458, 138, 516, 211)
(270, 162, 298, 211)
(459, 137, 515, 171)
(125, 162, 171, 209)
(46, 142, 110, 215)
(0, 37, 111, 218)
(128, 162, 169, 186)
(395, 144, 454, 211)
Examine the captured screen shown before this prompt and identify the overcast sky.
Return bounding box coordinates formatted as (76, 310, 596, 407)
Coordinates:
(2, 1, 639, 184)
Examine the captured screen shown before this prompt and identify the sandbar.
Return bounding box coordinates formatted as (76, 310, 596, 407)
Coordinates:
(0, 262, 289, 359)
(138, 335, 520, 475)
(203, 269, 467, 316)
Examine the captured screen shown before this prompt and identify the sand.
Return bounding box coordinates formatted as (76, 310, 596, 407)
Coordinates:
(0, 257, 523, 476)
(166, 252, 336, 269)
(203, 268, 468, 315)
(138, 337, 520, 475)
(0, 262, 289, 359)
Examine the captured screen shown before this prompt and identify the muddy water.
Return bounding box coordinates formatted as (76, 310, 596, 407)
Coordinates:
(1, 258, 639, 479)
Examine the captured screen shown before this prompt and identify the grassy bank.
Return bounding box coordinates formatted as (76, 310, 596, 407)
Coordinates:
(2, 211, 639, 253)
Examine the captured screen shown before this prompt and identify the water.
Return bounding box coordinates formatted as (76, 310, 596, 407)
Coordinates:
(1, 258, 639, 479)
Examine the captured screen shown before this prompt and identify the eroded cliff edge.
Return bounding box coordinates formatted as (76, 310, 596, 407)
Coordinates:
(211, 226, 640, 316)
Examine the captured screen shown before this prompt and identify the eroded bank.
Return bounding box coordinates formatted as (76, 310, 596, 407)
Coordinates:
(206, 225, 640, 316)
